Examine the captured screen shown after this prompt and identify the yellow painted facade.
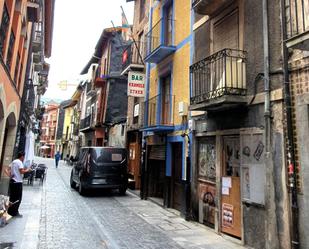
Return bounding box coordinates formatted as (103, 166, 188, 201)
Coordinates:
(149, 0, 191, 128)
(63, 107, 73, 137)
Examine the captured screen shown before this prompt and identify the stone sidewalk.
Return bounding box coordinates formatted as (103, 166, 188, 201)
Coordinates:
(0, 158, 247, 249)
(0, 182, 42, 249)
(117, 191, 245, 249)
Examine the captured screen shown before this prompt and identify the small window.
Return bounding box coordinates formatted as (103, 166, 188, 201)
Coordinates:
(121, 125, 125, 136)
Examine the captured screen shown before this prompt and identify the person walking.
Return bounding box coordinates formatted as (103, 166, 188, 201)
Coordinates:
(7, 151, 31, 217)
(55, 151, 61, 168)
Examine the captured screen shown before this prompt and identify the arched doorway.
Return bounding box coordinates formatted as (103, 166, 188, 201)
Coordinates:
(0, 112, 17, 195)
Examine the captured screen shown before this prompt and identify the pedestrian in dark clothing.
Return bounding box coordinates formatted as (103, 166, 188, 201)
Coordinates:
(6, 151, 31, 217)
(55, 151, 61, 168)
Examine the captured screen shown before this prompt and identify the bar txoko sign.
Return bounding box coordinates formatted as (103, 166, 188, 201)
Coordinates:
(128, 72, 145, 97)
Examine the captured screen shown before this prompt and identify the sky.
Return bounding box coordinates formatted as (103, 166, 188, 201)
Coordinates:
(43, 0, 134, 101)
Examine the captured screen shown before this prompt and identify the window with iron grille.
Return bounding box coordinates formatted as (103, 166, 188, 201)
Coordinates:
(0, 3, 10, 56)
(6, 31, 15, 69)
(14, 52, 20, 83)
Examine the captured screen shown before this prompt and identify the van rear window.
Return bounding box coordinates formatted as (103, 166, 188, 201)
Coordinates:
(91, 148, 126, 164)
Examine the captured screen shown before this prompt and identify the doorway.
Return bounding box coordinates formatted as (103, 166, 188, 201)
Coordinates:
(0, 112, 17, 195)
(171, 142, 184, 212)
(221, 136, 241, 238)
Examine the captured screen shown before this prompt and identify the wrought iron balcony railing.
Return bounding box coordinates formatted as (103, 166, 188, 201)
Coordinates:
(190, 49, 247, 105)
(286, 0, 309, 39)
(32, 30, 42, 52)
(79, 115, 92, 130)
(73, 126, 79, 136)
(145, 94, 174, 127)
(145, 18, 175, 62)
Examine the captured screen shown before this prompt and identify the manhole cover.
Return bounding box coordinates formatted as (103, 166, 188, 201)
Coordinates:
(0, 242, 14, 249)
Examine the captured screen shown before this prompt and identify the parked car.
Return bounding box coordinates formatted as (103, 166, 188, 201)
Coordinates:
(70, 147, 128, 195)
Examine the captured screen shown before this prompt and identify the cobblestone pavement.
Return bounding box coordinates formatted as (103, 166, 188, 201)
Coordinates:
(1, 157, 246, 249)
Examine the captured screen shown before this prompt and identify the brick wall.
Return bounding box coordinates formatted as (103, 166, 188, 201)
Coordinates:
(289, 55, 309, 192)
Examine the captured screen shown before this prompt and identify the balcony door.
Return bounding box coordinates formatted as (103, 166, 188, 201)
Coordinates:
(164, 4, 173, 46)
(212, 8, 244, 92)
(161, 75, 171, 125)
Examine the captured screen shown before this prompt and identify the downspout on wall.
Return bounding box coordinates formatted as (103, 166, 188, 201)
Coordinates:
(262, 0, 279, 248)
(280, 0, 300, 248)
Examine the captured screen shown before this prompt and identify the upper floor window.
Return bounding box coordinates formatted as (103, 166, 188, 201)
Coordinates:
(6, 30, 15, 69)
(14, 52, 20, 82)
(212, 9, 239, 53)
(139, 0, 146, 23)
(164, 3, 173, 46)
(0, 3, 10, 56)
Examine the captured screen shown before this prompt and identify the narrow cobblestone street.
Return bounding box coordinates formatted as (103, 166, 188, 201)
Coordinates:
(1, 158, 244, 249)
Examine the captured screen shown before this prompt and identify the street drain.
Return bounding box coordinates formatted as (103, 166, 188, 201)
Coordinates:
(0, 242, 14, 249)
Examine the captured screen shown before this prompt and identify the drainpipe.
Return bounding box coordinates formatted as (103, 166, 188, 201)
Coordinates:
(262, 0, 279, 248)
(141, 0, 153, 201)
(280, 0, 300, 248)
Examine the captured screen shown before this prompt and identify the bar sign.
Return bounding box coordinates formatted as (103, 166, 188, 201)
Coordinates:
(128, 71, 145, 97)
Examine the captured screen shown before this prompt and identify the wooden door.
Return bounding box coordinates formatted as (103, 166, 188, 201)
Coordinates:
(172, 142, 184, 212)
(129, 142, 140, 189)
(221, 136, 241, 238)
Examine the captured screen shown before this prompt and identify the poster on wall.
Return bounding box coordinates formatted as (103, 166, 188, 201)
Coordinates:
(198, 183, 216, 227)
(128, 72, 145, 97)
(222, 203, 234, 228)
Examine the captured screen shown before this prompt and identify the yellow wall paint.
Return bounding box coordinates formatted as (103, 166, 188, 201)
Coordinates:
(151, 0, 191, 46)
(148, 0, 191, 127)
(172, 44, 190, 125)
(174, 0, 191, 45)
(63, 107, 73, 136)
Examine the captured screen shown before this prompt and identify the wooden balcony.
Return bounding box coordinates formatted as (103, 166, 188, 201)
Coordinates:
(285, 0, 309, 50)
(192, 0, 233, 16)
(190, 49, 247, 111)
(121, 41, 144, 75)
(93, 66, 107, 88)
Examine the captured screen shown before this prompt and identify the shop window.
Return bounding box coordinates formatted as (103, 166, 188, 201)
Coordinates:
(0, 3, 10, 56)
(198, 137, 216, 181)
